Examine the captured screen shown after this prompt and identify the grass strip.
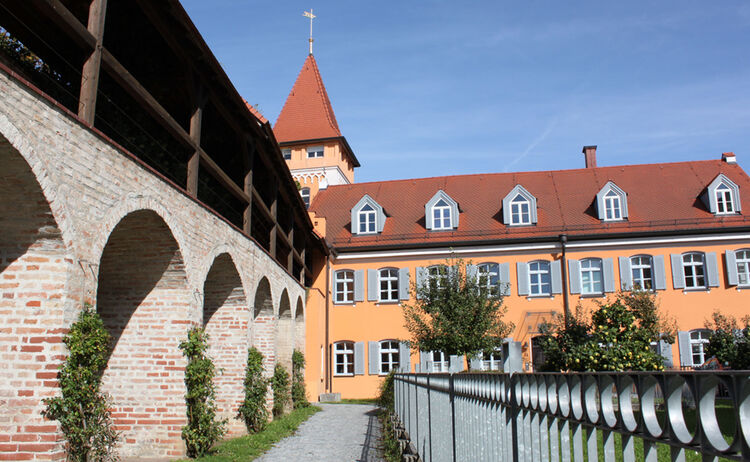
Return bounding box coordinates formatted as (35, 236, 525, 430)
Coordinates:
(180, 405, 321, 462)
(327, 398, 378, 405)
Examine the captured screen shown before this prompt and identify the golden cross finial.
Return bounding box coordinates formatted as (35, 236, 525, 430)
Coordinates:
(303, 9, 316, 55)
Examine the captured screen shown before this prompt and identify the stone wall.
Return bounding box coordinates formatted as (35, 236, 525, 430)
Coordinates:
(0, 68, 306, 460)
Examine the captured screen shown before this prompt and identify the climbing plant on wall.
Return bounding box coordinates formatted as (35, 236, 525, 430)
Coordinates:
(271, 363, 291, 418)
(237, 347, 269, 432)
(179, 327, 226, 457)
(42, 304, 119, 462)
(291, 350, 309, 409)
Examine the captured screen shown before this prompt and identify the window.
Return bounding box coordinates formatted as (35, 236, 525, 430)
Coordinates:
(282, 148, 291, 160)
(630, 255, 653, 290)
(682, 253, 706, 289)
(528, 261, 551, 296)
(379, 268, 399, 302)
(334, 270, 354, 303)
(432, 351, 449, 372)
(736, 250, 750, 286)
(379, 340, 400, 374)
(427, 265, 448, 289)
(481, 349, 502, 371)
(477, 263, 500, 294)
(334, 341, 354, 375)
(715, 184, 735, 214)
(580, 258, 603, 295)
(510, 194, 531, 225)
(300, 187, 310, 209)
(358, 204, 376, 234)
(604, 190, 622, 220)
(307, 146, 324, 158)
(689, 330, 710, 366)
(432, 199, 452, 230)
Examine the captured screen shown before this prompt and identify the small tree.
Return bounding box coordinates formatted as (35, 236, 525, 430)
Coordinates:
(291, 350, 309, 408)
(402, 257, 513, 363)
(704, 310, 750, 369)
(237, 347, 269, 432)
(537, 291, 675, 372)
(42, 304, 118, 462)
(271, 363, 291, 418)
(179, 327, 226, 458)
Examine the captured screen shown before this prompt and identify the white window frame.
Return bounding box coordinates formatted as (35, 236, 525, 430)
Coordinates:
(300, 187, 310, 209)
(510, 194, 532, 225)
(477, 262, 500, 294)
(528, 260, 551, 296)
(427, 265, 448, 289)
(689, 329, 710, 366)
(334, 341, 354, 376)
(334, 270, 354, 303)
(432, 199, 452, 230)
(307, 146, 324, 158)
(379, 340, 400, 375)
(736, 249, 750, 287)
(481, 349, 503, 371)
(604, 190, 623, 221)
(282, 148, 292, 160)
(432, 351, 449, 372)
(715, 183, 735, 214)
(630, 255, 653, 291)
(358, 204, 377, 234)
(580, 258, 604, 295)
(379, 268, 399, 302)
(682, 252, 706, 289)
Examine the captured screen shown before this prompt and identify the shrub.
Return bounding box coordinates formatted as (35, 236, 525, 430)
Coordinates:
(42, 304, 118, 462)
(271, 363, 291, 418)
(377, 371, 395, 413)
(179, 327, 226, 458)
(704, 310, 750, 369)
(291, 350, 309, 409)
(237, 347, 269, 432)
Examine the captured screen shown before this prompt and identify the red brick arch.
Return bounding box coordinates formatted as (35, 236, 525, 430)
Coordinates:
(252, 277, 275, 377)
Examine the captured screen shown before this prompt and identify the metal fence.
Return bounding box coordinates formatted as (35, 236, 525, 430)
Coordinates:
(393, 371, 750, 462)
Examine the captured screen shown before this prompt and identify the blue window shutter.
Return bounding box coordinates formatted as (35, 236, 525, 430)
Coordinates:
(354, 270, 365, 302)
(603, 258, 615, 293)
(706, 252, 720, 287)
(367, 269, 378, 301)
(568, 259, 581, 294)
(368, 341, 379, 375)
(726, 250, 738, 286)
(677, 331, 692, 367)
(399, 342, 411, 372)
(550, 260, 562, 294)
(469, 354, 483, 371)
(653, 255, 667, 290)
(449, 355, 464, 373)
(424, 203, 433, 230)
(466, 264, 478, 283)
(517, 262, 530, 296)
(419, 351, 433, 373)
(415, 267, 426, 299)
(659, 340, 673, 368)
(670, 254, 684, 289)
(354, 342, 365, 375)
(398, 267, 410, 300)
(619, 256, 632, 291)
(499, 262, 511, 296)
(451, 203, 459, 229)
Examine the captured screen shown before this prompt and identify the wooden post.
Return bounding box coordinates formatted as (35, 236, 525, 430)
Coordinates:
(287, 226, 294, 272)
(269, 179, 278, 258)
(242, 139, 255, 235)
(186, 102, 203, 196)
(300, 247, 306, 285)
(78, 0, 108, 124)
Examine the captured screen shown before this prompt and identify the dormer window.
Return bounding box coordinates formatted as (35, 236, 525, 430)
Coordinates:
(502, 185, 537, 226)
(704, 174, 741, 215)
(425, 191, 459, 231)
(596, 181, 628, 222)
(350, 194, 386, 235)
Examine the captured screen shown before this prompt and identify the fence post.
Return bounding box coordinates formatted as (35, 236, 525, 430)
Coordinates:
(510, 374, 520, 462)
(450, 373, 457, 462)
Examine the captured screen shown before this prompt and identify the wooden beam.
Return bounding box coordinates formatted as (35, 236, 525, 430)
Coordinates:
(198, 150, 249, 203)
(31, 0, 96, 50)
(287, 227, 294, 271)
(242, 140, 254, 235)
(78, 0, 107, 124)
(269, 179, 278, 259)
(187, 92, 204, 196)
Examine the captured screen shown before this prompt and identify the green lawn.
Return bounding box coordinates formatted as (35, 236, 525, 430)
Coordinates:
(179, 406, 320, 462)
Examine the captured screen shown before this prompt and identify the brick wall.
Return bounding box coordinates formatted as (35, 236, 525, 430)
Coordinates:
(0, 69, 306, 460)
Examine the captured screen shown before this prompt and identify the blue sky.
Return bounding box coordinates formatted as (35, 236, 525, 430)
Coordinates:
(181, 1, 750, 183)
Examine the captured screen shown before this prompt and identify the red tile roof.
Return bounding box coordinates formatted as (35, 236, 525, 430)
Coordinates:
(243, 99, 268, 124)
(274, 54, 341, 142)
(310, 159, 750, 250)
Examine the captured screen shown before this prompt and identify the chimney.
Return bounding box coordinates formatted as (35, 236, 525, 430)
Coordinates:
(582, 145, 597, 168)
(722, 152, 737, 164)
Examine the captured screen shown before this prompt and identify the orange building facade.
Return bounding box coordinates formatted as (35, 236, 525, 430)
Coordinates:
(274, 54, 750, 401)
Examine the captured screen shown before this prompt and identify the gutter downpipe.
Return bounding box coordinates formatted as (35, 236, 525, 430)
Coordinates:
(559, 234, 570, 327)
(325, 251, 332, 393)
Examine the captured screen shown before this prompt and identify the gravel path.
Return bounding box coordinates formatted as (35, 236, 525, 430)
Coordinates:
(255, 403, 383, 462)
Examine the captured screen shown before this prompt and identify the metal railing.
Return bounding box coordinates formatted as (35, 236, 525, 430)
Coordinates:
(393, 371, 750, 461)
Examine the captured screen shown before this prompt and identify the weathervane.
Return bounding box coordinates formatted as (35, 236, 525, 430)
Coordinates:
(303, 9, 316, 55)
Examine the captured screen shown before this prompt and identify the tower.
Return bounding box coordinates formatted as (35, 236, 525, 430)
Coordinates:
(274, 54, 359, 208)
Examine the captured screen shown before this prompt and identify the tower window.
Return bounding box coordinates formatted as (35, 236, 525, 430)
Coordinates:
(307, 146, 324, 158)
(300, 187, 310, 209)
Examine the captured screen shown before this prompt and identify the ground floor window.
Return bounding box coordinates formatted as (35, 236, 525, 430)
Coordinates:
(481, 349, 503, 371)
(689, 329, 710, 366)
(334, 341, 354, 375)
(432, 351, 449, 372)
(380, 340, 400, 374)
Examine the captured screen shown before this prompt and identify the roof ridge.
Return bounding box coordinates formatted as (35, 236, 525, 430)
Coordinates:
(307, 55, 340, 134)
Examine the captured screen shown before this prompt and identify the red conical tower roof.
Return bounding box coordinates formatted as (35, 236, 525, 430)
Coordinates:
(274, 54, 342, 142)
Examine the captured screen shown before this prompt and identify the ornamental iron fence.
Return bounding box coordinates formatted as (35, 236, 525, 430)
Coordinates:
(393, 371, 750, 462)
